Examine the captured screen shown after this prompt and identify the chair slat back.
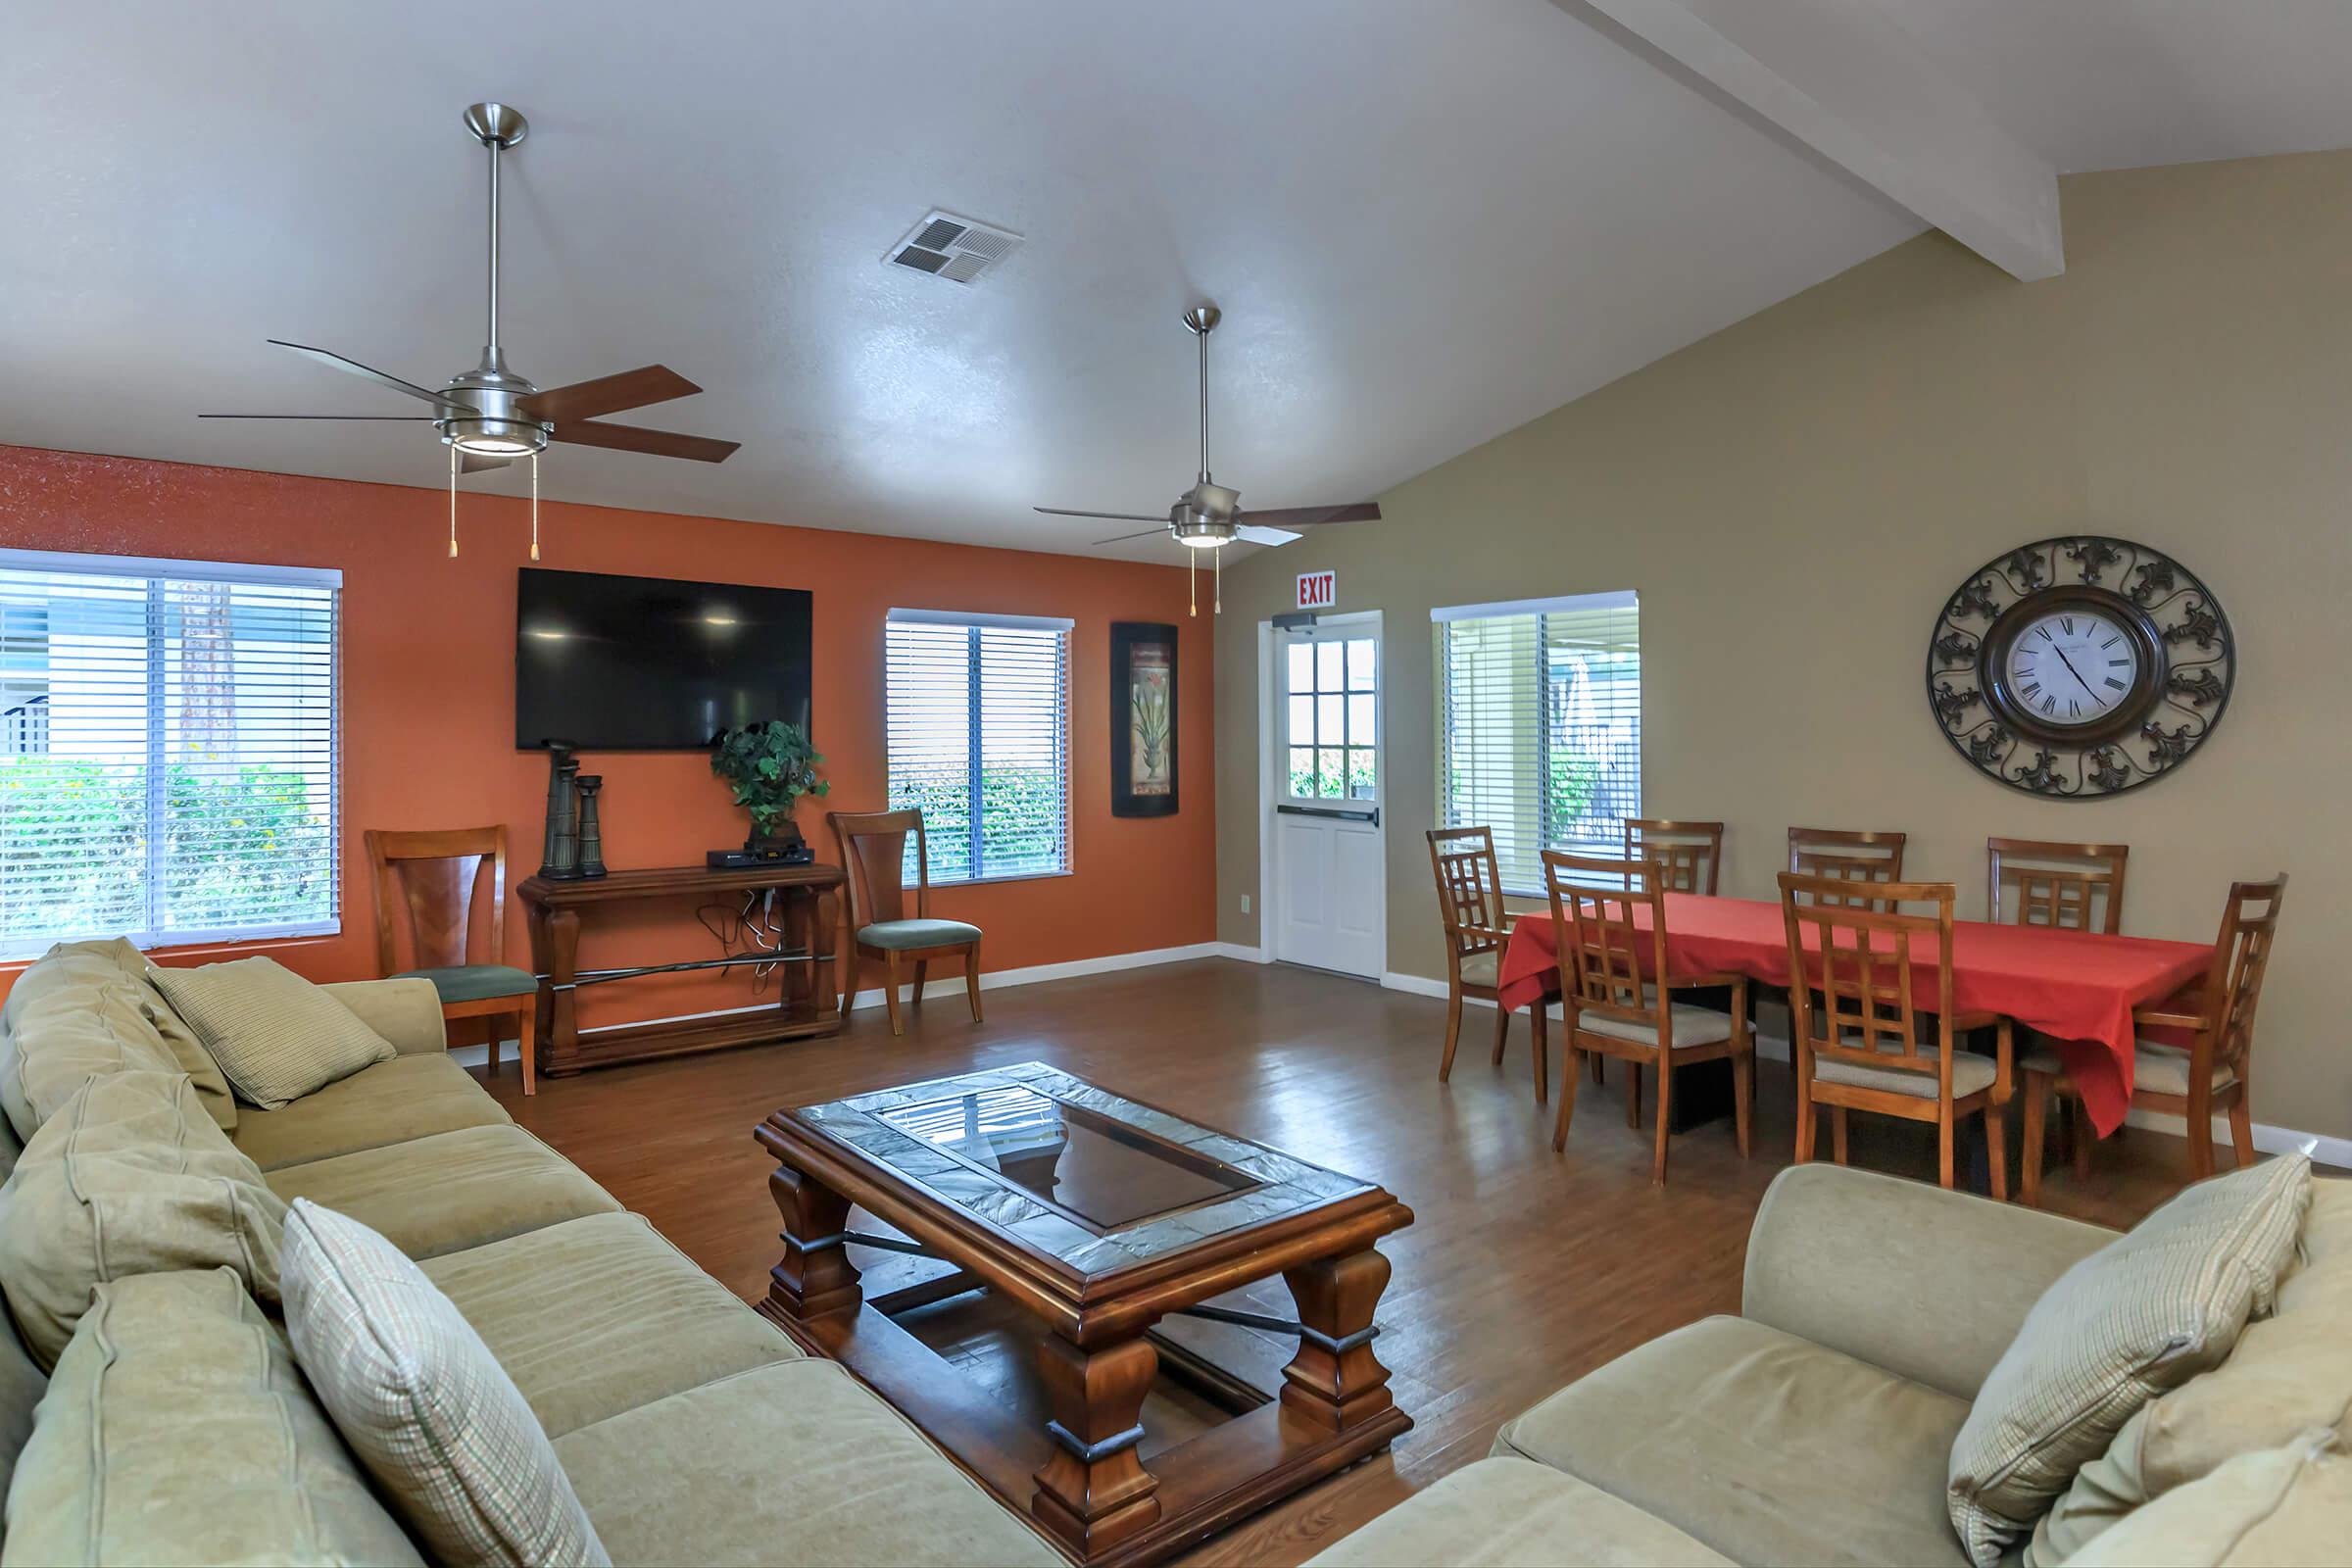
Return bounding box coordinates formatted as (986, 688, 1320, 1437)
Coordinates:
(1545, 851, 1669, 1029)
(1625, 818, 1724, 895)
(1788, 827, 1908, 911)
(1427, 826, 1506, 960)
(1987, 837, 2129, 934)
(2198, 875, 2288, 1077)
(365, 826, 505, 976)
(830, 809, 927, 930)
(1779, 872, 1958, 1089)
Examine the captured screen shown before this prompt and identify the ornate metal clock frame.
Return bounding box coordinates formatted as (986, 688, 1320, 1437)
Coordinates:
(1926, 535, 2234, 798)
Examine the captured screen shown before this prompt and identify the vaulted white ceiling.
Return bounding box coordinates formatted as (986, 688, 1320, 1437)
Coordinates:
(4, 2, 2350, 562)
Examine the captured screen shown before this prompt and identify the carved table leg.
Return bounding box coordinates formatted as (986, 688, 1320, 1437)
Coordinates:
(1280, 1248, 1396, 1432)
(763, 1163, 863, 1321)
(1031, 1333, 1161, 1556)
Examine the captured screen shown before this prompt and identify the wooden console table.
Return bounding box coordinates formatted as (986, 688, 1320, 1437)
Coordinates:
(519, 862, 845, 1077)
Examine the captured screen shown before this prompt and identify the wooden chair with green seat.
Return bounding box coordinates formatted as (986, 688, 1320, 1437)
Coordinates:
(364, 825, 538, 1096)
(829, 808, 983, 1036)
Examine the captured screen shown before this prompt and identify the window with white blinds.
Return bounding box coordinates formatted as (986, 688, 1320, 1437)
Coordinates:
(0, 550, 341, 959)
(884, 611, 1072, 885)
(1434, 591, 1640, 894)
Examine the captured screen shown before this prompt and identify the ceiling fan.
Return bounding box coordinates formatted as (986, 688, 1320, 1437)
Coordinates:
(1034, 304, 1380, 613)
(202, 103, 739, 559)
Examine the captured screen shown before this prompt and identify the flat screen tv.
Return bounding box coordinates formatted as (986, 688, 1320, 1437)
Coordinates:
(514, 567, 812, 750)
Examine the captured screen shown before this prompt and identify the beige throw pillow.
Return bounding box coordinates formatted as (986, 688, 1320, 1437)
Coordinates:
(1948, 1153, 2312, 1567)
(6, 1266, 424, 1565)
(2066, 1431, 2352, 1568)
(2030, 1176, 2352, 1565)
(150, 955, 393, 1109)
(0, 1071, 288, 1367)
(280, 1200, 610, 1567)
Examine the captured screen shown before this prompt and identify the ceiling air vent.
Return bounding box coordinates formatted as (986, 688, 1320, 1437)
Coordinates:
(885, 210, 1022, 286)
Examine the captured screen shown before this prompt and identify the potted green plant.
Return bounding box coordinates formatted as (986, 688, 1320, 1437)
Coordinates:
(710, 720, 829, 857)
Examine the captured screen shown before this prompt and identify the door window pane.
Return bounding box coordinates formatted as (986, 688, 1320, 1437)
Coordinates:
(1288, 747, 1315, 798)
(1347, 693, 1375, 748)
(1316, 694, 1345, 747)
(1347, 638, 1375, 690)
(1315, 747, 1346, 798)
(1287, 641, 1315, 695)
(1288, 695, 1314, 747)
(1315, 639, 1343, 691)
(1348, 748, 1376, 800)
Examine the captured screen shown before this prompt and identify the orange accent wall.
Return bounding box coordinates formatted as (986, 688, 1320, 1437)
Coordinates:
(0, 444, 1216, 1027)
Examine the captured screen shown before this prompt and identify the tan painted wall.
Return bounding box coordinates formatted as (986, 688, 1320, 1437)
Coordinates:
(1213, 151, 2352, 1142)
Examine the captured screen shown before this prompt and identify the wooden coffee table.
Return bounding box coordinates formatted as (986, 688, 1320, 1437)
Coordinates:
(754, 1061, 1414, 1566)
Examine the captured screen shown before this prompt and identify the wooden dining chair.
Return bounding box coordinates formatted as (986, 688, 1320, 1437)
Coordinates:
(1778, 872, 2014, 1194)
(365, 826, 538, 1096)
(829, 808, 983, 1037)
(1788, 827, 1908, 909)
(2020, 875, 2287, 1203)
(1548, 852, 1751, 1184)
(1987, 837, 2129, 933)
(1624, 819, 1724, 895)
(1427, 826, 1548, 1100)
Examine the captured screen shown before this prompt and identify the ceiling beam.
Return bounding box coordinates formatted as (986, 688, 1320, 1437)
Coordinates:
(1562, 0, 2064, 281)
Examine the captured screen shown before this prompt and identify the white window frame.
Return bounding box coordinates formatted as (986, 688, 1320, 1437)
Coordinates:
(0, 547, 343, 957)
(1432, 589, 1641, 897)
(883, 608, 1074, 888)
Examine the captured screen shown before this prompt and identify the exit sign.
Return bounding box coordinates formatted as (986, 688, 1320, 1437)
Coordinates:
(1297, 570, 1337, 610)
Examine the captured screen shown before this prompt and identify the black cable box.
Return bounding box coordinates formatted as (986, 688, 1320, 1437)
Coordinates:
(706, 846, 814, 869)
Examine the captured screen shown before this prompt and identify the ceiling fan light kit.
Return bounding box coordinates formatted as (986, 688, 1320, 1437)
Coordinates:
(202, 101, 739, 561)
(1034, 303, 1382, 613)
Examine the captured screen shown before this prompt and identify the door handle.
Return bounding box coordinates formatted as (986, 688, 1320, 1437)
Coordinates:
(1276, 804, 1380, 825)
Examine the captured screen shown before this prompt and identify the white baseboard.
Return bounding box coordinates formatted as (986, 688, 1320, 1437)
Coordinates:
(1211, 941, 1272, 964)
(842, 941, 1226, 1011)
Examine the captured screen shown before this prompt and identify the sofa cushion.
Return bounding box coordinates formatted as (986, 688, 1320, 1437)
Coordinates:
(1493, 1314, 1973, 1567)
(1302, 1456, 1736, 1567)
(230, 1051, 510, 1171)
(0, 1304, 43, 1515)
(2030, 1174, 2352, 1565)
(280, 1200, 609, 1568)
(267, 1125, 621, 1261)
(1948, 1153, 2312, 1566)
(420, 1211, 801, 1439)
(151, 956, 395, 1110)
(2066, 1431, 2352, 1568)
(42, 938, 239, 1131)
(555, 1359, 1059, 1567)
(5, 1266, 423, 1566)
(0, 1071, 286, 1368)
(0, 948, 179, 1143)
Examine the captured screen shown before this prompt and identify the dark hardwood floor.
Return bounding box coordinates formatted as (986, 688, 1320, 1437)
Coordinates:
(481, 957, 2196, 1566)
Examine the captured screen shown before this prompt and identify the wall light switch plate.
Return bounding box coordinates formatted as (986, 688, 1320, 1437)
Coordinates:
(1240, 894, 1252, 914)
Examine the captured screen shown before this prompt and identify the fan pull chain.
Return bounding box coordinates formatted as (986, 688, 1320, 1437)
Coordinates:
(1189, 551, 1197, 617)
(447, 444, 459, 557)
(1214, 544, 1222, 613)
(529, 450, 541, 561)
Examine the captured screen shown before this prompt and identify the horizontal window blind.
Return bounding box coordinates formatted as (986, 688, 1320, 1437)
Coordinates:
(0, 553, 340, 958)
(1435, 591, 1640, 894)
(885, 612, 1071, 885)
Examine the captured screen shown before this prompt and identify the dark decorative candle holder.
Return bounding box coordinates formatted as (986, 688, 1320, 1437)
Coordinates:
(573, 774, 607, 879)
(537, 745, 583, 880)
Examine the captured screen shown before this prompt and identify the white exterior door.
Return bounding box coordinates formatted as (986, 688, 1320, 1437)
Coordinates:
(1270, 613, 1384, 978)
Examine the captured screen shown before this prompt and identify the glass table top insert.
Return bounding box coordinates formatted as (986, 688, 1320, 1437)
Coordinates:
(798, 1061, 1375, 1276)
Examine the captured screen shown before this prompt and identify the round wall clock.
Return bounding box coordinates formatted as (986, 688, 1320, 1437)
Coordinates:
(1926, 535, 2234, 798)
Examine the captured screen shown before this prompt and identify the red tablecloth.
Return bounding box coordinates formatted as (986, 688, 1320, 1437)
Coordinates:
(1496, 894, 2211, 1138)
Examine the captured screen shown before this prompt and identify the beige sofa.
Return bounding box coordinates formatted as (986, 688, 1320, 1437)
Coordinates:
(0, 940, 1058, 1566)
(1311, 1161, 2350, 1567)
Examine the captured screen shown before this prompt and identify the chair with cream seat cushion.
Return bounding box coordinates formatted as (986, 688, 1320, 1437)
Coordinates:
(2021, 875, 2285, 1206)
(1545, 851, 1752, 1185)
(1426, 826, 1547, 1095)
(830, 808, 984, 1037)
(1780, 873, 2014, 1194)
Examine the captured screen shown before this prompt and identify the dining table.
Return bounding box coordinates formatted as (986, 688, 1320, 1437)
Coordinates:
(1495, 893, 2214, 1138)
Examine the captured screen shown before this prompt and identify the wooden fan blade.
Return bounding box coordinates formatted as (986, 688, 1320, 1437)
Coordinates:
(269, 340, 462, 414)
(1238, 502, 1381, 528)
(1035, 507, 1169, 522)
(521, 366, 702, 423)
(1093, 528, 1171, 545)
(553, 420, 739, 463)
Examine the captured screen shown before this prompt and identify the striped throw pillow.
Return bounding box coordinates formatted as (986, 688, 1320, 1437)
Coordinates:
(279, 1200, 609, 1568)
(150, 956, 393, 1110)
(1947, 1152, 2312, 1566)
